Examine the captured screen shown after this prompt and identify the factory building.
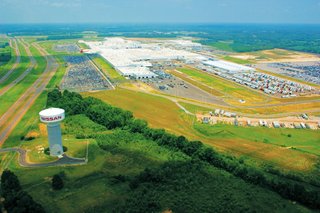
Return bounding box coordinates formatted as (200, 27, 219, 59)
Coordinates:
(83, 37, 204, 79)
(202, 60, 255, 73)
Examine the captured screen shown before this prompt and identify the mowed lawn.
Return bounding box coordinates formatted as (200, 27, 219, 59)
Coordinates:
(82, 88, 320, 172)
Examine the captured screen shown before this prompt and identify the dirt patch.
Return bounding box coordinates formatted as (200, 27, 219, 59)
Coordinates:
(231, 49, 320, 63)
(39, 123, 47, 136)
(25, 131, 40, 138)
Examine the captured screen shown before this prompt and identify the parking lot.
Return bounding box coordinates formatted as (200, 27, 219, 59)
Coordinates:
(53, 44, 80, 53)
(61, 56, 111, 92)
(257, 62, 320, 85)
(198, 113, 320, 130)
(144, 76, 227, 106)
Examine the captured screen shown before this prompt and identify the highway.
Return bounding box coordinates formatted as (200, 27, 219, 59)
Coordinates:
(0, 39, 37, 96)
(0, 39, 21, 84)
(0, 42, 58, 146)
(0, 148, 86, 167)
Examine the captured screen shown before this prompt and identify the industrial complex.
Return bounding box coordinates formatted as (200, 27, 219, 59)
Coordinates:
(81, 37, 318, 98)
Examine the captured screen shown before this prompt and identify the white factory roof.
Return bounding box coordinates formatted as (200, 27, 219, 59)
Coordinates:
(39, 108, 65, 117)
(203, 60, 254, 72)
(168, 39, 202, 47)
(117, 66, 157, 78)
(83, 37, 205, 78)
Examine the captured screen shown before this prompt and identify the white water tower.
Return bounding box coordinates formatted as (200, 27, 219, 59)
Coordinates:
(39, 108, 65, 157)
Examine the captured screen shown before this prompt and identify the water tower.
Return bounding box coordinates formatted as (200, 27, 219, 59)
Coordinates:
(39, 108, 65, 157)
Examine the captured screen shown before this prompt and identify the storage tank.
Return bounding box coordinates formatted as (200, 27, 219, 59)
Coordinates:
(39, 108, 65, 157)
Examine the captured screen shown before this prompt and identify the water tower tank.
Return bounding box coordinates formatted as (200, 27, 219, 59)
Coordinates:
(39, 108, 65, 157)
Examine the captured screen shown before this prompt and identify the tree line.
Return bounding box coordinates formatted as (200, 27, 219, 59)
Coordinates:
(47, 89, 320, 209)
(0, 170, 45, 213)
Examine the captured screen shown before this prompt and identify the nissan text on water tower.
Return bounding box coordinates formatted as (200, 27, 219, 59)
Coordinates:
(39, 108, 65, 157)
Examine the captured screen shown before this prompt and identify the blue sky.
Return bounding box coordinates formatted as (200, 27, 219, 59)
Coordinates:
(1, 0, 320, 24)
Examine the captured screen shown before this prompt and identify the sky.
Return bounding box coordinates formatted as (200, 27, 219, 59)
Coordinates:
(0, 0, 320, 24)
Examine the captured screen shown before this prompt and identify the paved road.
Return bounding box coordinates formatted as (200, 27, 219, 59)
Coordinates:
(0, 39, 37, 96)
(0, 39, 21, 84)
(0, 148, 86, 167)
(0, 42, 58, 146)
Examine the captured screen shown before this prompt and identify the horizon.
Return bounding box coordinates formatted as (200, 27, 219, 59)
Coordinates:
(1, 0, 320, 24)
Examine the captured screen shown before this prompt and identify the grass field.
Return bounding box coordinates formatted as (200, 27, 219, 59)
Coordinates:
(2, 91, 47, 148)
(170, 67, 320, 115)
(4, 135, 308, 213)
(0, 40, 29, 87)
(1, 99, 313, 212)
(173, 67, 273, 106)
(0, 39, 14, 68)
(208, 41, 234, 51)
(223, 56, 252, 64)
(82, 88, 320, 172)
(0, 43, 46, 117)
(83, 88, 196, 138)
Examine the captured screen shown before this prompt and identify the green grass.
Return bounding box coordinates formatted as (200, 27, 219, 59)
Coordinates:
(90, 55, 125, 82)
(194, 123, 320, 156)
(84, 89, 319, 172)
(178, 101, 213, 114)
(175, 67, 271, 105)
(46, 55, 67, 88)
(208, 41, 234, 51)
(0, 43, 46, 117)
(223, 55, 252, 64)
(0, 40, 28, 85)
(0, 44, 16, 76)
(2, 91, 47, 148)
(4, 130, 189, 212)
(2, 112, 313, 212)
(77, 42, 90, 49)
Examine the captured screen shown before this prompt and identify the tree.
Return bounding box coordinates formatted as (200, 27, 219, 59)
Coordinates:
(52, 174, 64, 190)
(1, 170, 21, 197)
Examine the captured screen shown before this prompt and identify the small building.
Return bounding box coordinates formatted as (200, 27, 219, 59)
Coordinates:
(300, 123, 306, 129)
(259, 120, 267, 127)
(305, 123, 311, 129)
(294, 123, 301, 129)
(234, 118, 239, 126)
(273, 121, 280, 128)
(301, 114, 308, 120)
(214, 109, 220, 116)
(202, 117, 210, 124)
(224, 112, 232, 117)
(159, 85, 167, 90)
